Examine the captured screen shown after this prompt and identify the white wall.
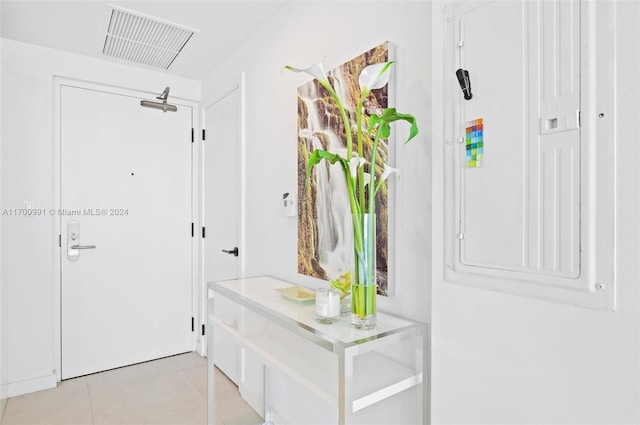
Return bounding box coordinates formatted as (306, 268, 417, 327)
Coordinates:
(0, 38, 200, 396)
(431, 1, 640, 424)
(202, 1, 432, 324)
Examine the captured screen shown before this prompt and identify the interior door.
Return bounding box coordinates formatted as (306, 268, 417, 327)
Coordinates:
(204, 81, 263, 415)
(60, 85, 193, 379)
(203, 86, 242, 385)
(204, 87, 242, 284)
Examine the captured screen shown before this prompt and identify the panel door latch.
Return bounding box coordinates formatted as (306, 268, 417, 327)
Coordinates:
(456, 68, 473, 100)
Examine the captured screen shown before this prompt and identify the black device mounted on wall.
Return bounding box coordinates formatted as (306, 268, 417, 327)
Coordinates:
(456, 68, 473, 100)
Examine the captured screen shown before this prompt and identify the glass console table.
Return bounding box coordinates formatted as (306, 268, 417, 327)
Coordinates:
(207, 276, 428, 425)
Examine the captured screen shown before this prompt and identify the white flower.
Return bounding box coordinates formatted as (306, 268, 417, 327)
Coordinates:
(379, 164, 400, 182)
(284, 63, 329, 84)
(349, 156, 366, 178)
(373, 164, 400, 194)
(363, 172, 371, 187)
(358, 61, 394, 91)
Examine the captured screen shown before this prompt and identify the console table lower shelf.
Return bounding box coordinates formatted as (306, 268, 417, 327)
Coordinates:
(207, 276, 428, 425)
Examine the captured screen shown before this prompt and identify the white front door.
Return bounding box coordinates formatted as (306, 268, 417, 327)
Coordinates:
(60, 84, 193, 379)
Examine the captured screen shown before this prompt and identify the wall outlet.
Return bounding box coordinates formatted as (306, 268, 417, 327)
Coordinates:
(282, 192, 297, 217)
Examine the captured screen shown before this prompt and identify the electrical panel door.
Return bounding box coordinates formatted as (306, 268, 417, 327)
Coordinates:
(457, 0, 580, 277)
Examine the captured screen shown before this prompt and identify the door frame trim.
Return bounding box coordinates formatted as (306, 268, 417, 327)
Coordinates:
(52, 77, 201, 381)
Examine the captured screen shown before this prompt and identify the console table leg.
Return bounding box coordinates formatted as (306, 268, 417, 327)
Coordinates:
(262, 365, 273, 425)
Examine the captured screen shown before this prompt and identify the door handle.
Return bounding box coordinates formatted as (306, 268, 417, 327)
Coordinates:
(222, 247, 239, 257)
(67, 221, 96, 261)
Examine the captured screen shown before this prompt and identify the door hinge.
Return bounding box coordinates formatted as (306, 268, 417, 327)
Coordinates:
(458, 233, 465, 240)
(202, 129, 206, 141)
(201, 324, 205, 336)
(58, 234, 62, 247)
(191, 223, 194, 238)
(191, 128, 194, 143)
(202, 227, 206, 238)
(458, 39, 464, 48)
(191, 317, 195, 332)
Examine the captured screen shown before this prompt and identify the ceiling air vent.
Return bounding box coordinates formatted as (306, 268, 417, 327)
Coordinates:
(103, 6, 198, 69)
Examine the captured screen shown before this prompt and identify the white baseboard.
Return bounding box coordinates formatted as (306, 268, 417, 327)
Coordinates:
(8, 374, 56, 398)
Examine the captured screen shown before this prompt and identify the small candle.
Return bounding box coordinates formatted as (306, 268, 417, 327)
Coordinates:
(315, 288, 341, 324)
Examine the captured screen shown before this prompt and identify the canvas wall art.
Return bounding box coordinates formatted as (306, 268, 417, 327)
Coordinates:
(297, 42, 393, 295)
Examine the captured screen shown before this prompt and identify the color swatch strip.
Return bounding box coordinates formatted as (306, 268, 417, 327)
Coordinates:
(465, 118, 483, 168)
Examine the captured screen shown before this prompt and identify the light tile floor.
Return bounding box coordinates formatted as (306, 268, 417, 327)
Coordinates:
(0, 352, 262, 425)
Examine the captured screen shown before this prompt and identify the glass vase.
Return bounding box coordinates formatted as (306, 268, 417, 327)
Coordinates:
(350, 213, 377, 329)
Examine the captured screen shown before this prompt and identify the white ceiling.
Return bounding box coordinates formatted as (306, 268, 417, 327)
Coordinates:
(0, 0, 287, 81)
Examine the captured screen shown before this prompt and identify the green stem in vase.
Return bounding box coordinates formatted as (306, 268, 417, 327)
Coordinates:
(355, 89, 370, 211)
(368, 284, 376, 315)
(352, 283, 376, 319)
(352, 212, 375, 319)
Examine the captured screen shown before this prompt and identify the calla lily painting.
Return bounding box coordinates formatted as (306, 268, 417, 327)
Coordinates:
(294, 42, 394, 295)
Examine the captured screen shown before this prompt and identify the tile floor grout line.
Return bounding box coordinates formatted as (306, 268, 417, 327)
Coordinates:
(85, 375, 97, 425)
